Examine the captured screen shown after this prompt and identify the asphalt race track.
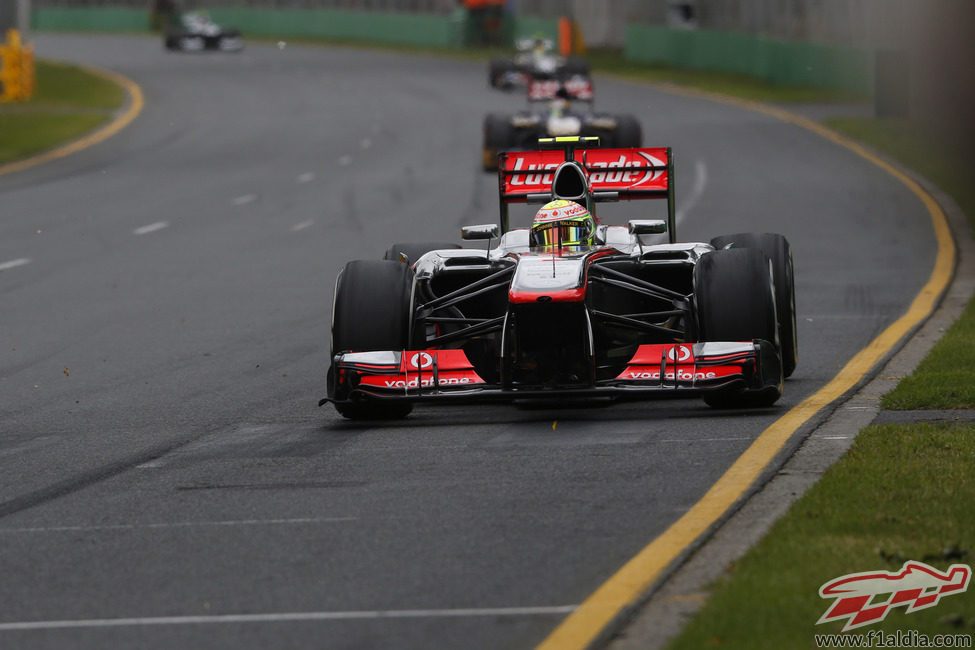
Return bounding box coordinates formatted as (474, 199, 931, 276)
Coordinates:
(0, 34, 937, 649)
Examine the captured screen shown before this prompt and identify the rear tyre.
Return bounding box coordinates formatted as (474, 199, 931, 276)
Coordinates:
(483, 113, 513, 171)
(489, 57, 515, 88)
(613, 115, 642, 148)
(331, 260, 414, 419)
(710, 232, 797, 378)
(695, 248, 782, 408)
(383, 242, 460, 266)
(563, 57, 590, 77)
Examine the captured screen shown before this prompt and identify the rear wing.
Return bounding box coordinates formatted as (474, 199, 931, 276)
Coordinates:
(527, 77, 594, 102)
(497, 137, 676, 242)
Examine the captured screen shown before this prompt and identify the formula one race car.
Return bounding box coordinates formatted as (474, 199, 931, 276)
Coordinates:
(164, 11, 243, 52)
(482, 77, 642, 170)
(323, 136, 797, 419)
(489, 37, 589, 89)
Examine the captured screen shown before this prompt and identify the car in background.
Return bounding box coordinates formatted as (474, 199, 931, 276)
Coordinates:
(482, 77, 642, 171)
(489, 37, 589, 89)
(164, 11, 243, 52)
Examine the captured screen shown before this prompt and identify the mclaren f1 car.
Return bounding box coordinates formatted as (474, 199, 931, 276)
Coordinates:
(323, 136, 797, 419)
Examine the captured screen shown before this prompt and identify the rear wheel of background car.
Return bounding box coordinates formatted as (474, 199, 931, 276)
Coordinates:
(331, 260, 414, 419)
(180, 35, 204, 52)
(383, 242, 460, 266)
(695, 248, 782, 408)
(483, 113, 513, 171)
(489, 57, 513, 88)
(710, 232, 797, 378)
(613, 115, 642, 148)
(563, 57, 590, 77)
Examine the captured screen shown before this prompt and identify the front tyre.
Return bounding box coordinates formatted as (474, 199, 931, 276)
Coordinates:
(483, 113, 513, 171)
(695, 248, 782, 408)
(710, 232, 797, 378)
(330, 260, 415, 419)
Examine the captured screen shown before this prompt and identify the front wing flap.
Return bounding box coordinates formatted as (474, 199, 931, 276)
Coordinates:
(322, 341, 780, 405)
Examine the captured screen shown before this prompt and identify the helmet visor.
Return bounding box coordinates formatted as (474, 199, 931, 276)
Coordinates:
(532, 218, 592, 247)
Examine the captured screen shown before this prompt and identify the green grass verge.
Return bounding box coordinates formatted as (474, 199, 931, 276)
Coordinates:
(880, 299, 975, 409)
(0, 59, 124, 166)
(668, 422, 975, 650)
(27, 59, 126, 108)
(0, 113, 110, 163)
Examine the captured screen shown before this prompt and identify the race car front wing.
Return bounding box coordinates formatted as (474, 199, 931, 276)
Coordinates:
(322, 341, 781, 406)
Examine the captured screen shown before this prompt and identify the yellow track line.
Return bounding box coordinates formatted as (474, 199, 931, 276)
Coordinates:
(537, 87, 956, 650)
(0, 62, 144, 177)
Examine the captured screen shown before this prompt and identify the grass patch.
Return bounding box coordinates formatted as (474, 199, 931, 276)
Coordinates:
(881, 299, 975, 409)
(0, 59, 124, 165)
(27, 59, 126, 109)
(0, 113, 111, 162)
(668, 422, 975, 650)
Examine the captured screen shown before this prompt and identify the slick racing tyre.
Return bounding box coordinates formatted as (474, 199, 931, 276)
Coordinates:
(383, 242, 460, 267)
(695, 247, 782, 408)
(483, 113, 513, 171)
(330, 260, 415, 419)
(613, 115, 642, 148)
(710, 232, 797, 378)
(489, 57, 515, 88)
(562, 56, 590, 77)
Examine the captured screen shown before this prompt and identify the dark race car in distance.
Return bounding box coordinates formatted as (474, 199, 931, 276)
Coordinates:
(482, 77, 642, 171)
(489, 37, 590, 90)
(164, 11, 243, 52)
(323, 136, 797, 420)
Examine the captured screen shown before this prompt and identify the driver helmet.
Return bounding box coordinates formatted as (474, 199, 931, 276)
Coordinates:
(531, 200, 595, 248)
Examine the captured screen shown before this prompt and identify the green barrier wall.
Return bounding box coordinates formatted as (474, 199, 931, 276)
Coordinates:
(31, 6, 550, 51)
(206, 7, 463, 48)
(625, 24, 872, 95)
(32, 7, 150, 32)
(510, 16, 558, 44)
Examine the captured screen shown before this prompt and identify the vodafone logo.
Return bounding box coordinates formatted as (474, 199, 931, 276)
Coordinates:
(409, 352, 434, 369)
(668, 345, 691, 362)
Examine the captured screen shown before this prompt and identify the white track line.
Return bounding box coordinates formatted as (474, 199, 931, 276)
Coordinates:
(291, 219, 315, 232)
(297, 172, 315, 183)
(0, 606, 578, 631)
(133, 221, 169, 236)
(0, 258, 31, 272)
(232, 193, 258, 206)
(0, 517, 356, 534)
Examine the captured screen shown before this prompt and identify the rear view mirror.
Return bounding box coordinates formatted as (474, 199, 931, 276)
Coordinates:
(628, 219, 667, 235)
(461, 224, 500, 240)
